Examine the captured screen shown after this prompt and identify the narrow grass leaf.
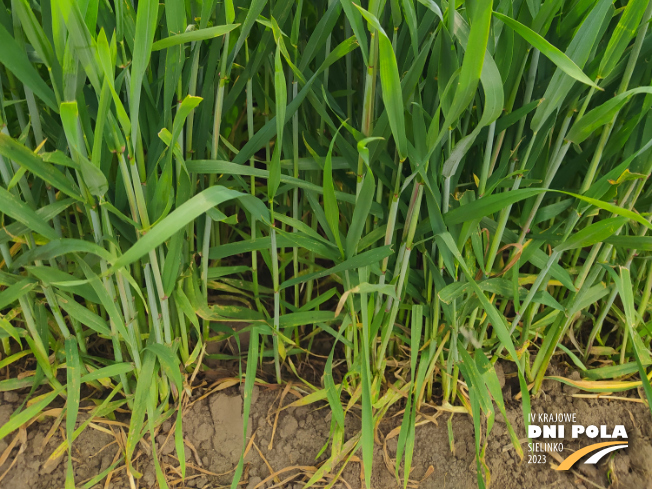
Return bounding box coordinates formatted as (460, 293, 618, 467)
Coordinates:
(598, 0, 650, 78)
(0, 186, 59, 241)
(554, 217, 629, 253)
(494, 12, 600, 89)
(126, 351, 156, 466)
(64, 338, 81, 489)
(0, 134, 82, 201)
(355, 6, 408, 161)
(107, 187, 247, 273)
(0, 24, 58, 110)
(231, 327, 259, 488)
(129, 0, 159, 143)
(152, 24, 239, 50)
(0, 386, 64, 440)
(566, 87, 652, 144)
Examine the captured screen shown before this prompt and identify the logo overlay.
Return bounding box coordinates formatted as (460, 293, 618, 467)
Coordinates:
(527, 412, 628, 470)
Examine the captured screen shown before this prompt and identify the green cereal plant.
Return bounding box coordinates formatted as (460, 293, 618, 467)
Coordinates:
(0, 0, 651, 488)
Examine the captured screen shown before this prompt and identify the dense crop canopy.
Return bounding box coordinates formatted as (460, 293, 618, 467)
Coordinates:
(1, 0, 652, 487)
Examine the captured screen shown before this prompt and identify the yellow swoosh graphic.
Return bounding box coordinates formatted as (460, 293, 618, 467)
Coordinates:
(556, 441, 628, 470)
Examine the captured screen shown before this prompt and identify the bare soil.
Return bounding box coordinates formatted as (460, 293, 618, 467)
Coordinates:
(1, 362, 651, 489)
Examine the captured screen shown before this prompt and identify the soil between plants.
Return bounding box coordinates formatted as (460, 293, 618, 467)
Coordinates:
(1, 363, 651, 489)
